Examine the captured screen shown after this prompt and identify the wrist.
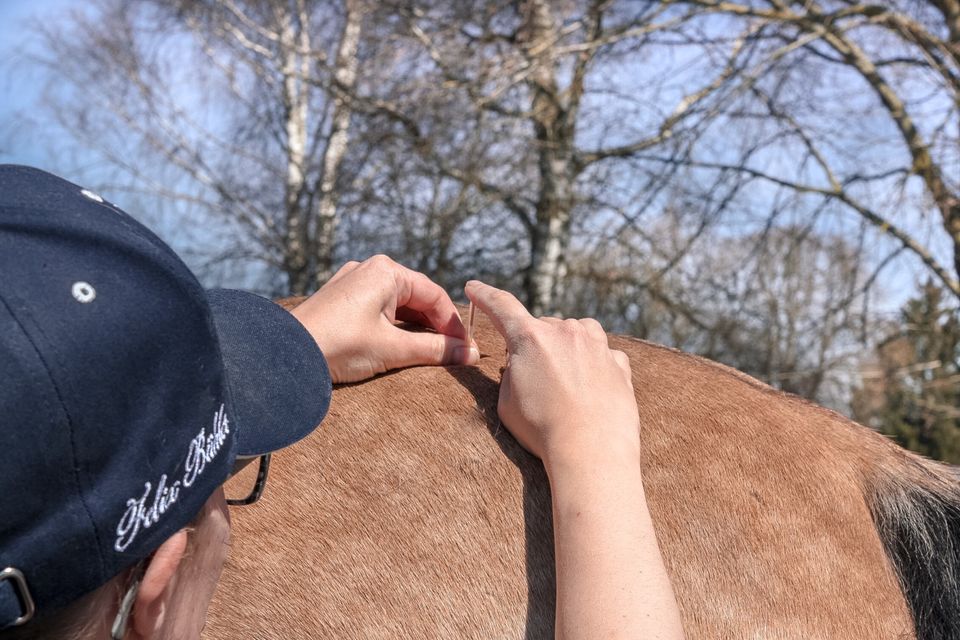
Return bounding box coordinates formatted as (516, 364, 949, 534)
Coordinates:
(545, 435, 648, 524)
(543, 423, 642, 485)
(289, 305, 343, 383)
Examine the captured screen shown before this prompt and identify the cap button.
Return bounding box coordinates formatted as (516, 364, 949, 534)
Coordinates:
(71, 282, 97, 304)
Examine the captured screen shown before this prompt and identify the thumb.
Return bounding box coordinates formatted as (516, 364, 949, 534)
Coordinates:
(384, 328, 479, 369)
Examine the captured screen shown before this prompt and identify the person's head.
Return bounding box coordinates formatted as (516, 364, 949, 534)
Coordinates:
(0, 166, 333, 638)
(3, 488, 230, 640)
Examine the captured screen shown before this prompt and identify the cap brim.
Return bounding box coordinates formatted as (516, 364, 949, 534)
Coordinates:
(205, 289, 332, 456)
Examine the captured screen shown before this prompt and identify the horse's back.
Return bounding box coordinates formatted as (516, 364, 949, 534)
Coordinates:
(206, 310, 955, 639)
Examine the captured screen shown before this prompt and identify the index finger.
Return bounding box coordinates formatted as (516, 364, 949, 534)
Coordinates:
(464, 280, 533, 348)
(392, 265, 467, 340)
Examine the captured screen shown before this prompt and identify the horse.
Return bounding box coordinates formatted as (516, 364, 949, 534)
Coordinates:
(204, 301, 960, 639)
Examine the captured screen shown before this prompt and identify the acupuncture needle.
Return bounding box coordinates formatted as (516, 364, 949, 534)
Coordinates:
(466, 300, 476, 347)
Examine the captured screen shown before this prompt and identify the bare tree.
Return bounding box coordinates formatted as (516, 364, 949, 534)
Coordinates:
(667, 0, 960, 299)
(314, 0, 362, 285)
(22, 0, 950, 414)
(32, 0, 365, 294)
(354, 0, 747, 314)
(562, 205, 873, 407)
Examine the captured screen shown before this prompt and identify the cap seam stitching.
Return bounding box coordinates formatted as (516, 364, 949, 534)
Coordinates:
(0, 293, 108, 581)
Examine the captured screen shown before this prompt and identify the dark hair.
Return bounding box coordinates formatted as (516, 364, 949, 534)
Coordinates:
(869, 463, 960, 640)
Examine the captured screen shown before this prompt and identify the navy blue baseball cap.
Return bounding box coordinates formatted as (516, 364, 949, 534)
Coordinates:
(0, 165, 332, 628)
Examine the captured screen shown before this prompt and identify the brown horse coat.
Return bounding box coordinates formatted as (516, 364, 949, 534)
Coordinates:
(205, 305, 960, 639)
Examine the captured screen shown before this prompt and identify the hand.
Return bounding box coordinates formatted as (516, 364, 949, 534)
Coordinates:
(466, 282, 685, 640)
(291, 256, 479, 383)
(464, 280, 640, 467)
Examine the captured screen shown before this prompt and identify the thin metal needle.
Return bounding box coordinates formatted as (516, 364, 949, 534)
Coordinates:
(466, 300, 476, 347)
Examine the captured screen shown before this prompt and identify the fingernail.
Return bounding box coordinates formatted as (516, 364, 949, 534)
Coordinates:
(453, 345, 480, 365)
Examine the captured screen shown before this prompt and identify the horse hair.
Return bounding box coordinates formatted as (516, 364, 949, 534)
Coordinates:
(870, 463, 960, 640)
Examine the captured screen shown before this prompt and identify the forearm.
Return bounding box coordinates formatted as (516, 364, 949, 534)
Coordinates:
(546, 435, 686, 640)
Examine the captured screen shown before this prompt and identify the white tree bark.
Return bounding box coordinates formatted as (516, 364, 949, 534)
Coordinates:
(523, 0, 578, 316)
(279, 2, 311, 294)
(313, 0, 363, 287)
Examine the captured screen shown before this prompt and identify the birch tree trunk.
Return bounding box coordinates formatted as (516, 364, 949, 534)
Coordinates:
(313, 0, 363, 287)
(279, 3, 312, 295)
(521, 0, 577, 316)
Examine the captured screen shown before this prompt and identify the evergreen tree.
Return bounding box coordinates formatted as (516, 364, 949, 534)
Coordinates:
(855, 283, 960, 463)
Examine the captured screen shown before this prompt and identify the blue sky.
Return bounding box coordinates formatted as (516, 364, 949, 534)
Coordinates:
(0, 0, 77, 167)
(0, 1, 951, 311)
(0, 0, 251, 287)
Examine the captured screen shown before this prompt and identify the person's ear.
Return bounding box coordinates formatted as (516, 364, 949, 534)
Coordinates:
(130, 529, 188, 638)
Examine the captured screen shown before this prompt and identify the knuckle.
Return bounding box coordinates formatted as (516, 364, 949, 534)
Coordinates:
(368, 254, 394, 268)
(580, 318, 603, 333)
(548, 319, 587, 348)
(578, 318, 607, 343)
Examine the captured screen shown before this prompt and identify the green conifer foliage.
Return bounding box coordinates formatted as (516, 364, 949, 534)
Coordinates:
(855, 284, 960, 463)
